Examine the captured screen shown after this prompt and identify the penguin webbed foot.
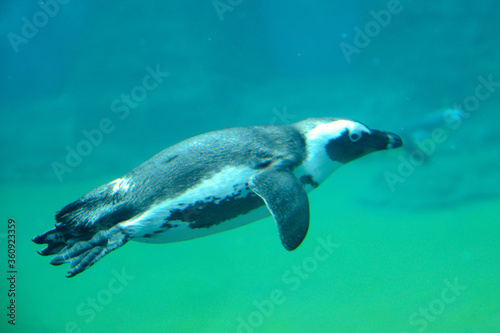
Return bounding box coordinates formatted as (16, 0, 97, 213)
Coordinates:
(50, 228, 129, 278)
(32, 225, 70, 256)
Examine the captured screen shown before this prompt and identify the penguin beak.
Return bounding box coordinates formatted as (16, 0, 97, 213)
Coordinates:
(369, 130, 403, 150)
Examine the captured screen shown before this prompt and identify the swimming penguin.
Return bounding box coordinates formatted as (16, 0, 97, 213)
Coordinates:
(33, 118, 402, 277)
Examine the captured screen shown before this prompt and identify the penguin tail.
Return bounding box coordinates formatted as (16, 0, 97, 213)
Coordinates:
(48, 227, 129, 278)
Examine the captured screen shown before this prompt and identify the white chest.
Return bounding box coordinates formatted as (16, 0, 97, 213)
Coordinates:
(119, 165, 267, 243)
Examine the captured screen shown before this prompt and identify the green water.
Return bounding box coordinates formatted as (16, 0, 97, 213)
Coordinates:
(2, 160, 499, 332)
(1, 1, 500, 332)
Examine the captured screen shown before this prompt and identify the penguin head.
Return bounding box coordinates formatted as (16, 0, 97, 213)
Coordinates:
(303, 118, 403, 165)
(323, 119, 403, 164)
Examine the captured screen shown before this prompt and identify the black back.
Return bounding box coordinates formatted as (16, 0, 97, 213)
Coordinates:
(55, 125, 307, 230)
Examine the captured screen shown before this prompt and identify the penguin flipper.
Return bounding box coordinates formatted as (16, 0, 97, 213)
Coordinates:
(249, 167, 309, 251)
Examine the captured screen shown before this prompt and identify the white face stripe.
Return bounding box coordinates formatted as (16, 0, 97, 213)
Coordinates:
(307, 120, 371, 143)
(297, 120, 371, 185)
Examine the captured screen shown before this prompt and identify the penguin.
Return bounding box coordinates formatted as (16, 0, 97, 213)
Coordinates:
(33, 117, 402, 277)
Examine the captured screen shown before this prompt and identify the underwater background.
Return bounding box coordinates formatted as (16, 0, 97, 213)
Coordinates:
(1, 1, 499, 332)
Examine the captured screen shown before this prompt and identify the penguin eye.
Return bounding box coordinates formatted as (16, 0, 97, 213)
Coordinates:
(349, 132, 362, 142)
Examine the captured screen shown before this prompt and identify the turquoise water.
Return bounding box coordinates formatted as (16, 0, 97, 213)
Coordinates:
(1, 1, 499, 332)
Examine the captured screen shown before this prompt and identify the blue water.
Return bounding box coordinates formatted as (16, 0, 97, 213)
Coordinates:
(1, 1, 499, 332)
